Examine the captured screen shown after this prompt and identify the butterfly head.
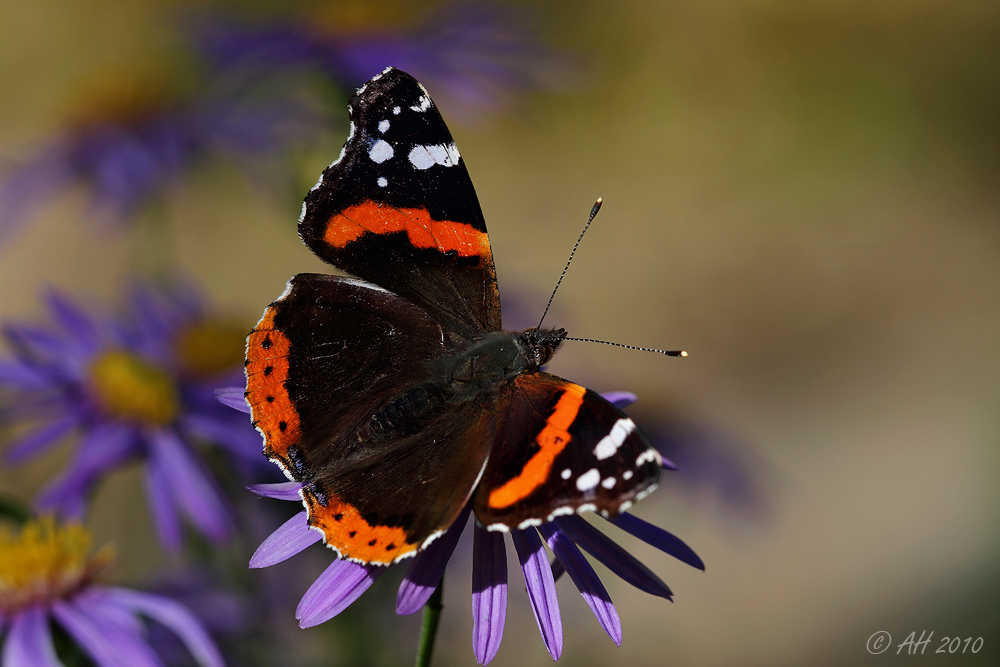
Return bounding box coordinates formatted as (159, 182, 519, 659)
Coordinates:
(519, 327, 567, 370)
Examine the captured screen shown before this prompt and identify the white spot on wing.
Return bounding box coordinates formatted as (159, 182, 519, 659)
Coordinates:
(409, 95, 432, 112)
(576, 468, 601, 492)
(378, 119, 390, 133)
(368, 139, 394, 163)
(636, 449, 662, 466)
(560, 468, 571, 480)
(407, 143, 460, 170)
(622, 470, 633, 480)
(601, 477, 616, 489)
(377, 176, 388, 187)
(392, 106, 401, 115)
(594, 418, 635, 460)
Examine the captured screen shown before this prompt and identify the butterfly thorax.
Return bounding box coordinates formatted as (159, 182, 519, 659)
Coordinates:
(363, 327, 565, 443)
(427, 327, 566, 401)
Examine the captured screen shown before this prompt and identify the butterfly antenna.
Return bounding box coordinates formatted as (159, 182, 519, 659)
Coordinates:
(564, 337, 688, 357)
(537, 198, 603, 329)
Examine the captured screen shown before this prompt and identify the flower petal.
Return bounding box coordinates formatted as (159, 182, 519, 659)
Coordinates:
(181, 412, 260, 461)
(101, 587, 226, 667)
(44, 290, 101, 354)
(296, 559, 386, 628)
(3, 413, 79, 464)
(599, 391, 637, 409)
(2, 606, 62, 667)
(36, 422, 137, 517)
(247, 481, 302, 500)
(472, 526, 507, 665)
(554, 515, 672, 599)
(212, 386, 252, 414)
(608, 513, 705, 571)
(250, 510, 321, 568)
(397, 507, 470, 615)
(539, 523, 621, 646)
(147, 429, 232, 542)
(511, 528, 562, 660)
(52, 596, 159, 667)
(144, 461, 183, 549)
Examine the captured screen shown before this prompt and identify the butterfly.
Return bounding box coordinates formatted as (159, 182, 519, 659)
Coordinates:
(245, 67, 663, 565)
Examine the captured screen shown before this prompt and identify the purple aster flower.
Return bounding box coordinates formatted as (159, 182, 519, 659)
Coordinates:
(223, 391, 702, 664)
(0, 517, 225, 667)
(0, 70, 318, 244)
(0, 284, 266, 548)
(191, 2, 577, 121)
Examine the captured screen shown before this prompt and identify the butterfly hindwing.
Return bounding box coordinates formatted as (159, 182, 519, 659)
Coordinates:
(474, 372, 662, 530)
(299, 67, 500, 340)
(245, 273, 493, 563)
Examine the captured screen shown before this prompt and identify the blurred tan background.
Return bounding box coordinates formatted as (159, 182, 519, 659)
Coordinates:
(1, 1, 997, 665)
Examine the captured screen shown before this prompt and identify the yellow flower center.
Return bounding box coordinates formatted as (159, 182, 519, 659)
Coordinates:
(88, 350, 179, 425)
(175, 320, 248, 378)
(0, 518, 113, 614)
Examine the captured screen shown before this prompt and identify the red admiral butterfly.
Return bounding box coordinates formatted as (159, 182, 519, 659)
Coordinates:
(245, 67, 664, 565)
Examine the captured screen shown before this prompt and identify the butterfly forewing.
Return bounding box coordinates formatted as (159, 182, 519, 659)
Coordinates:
(299, 68, 501, 339)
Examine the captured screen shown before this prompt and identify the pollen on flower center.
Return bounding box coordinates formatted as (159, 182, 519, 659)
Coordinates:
(175, 320, 248, 378)
(0, 517, 113, 614)
(88, 349, 179, 424)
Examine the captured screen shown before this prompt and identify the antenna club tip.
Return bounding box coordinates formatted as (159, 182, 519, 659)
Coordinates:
(596, 196, 603, 203)
(680, 350, 688, 357)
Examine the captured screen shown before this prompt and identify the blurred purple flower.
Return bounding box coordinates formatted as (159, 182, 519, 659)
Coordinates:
(222, 391, 701, 664)
(0, 72, 318, 244)
(0, 517, 225, 667)
(645, 418, 770, 520)
(0, 283, 266, 548)
(191, 1, 577, 121)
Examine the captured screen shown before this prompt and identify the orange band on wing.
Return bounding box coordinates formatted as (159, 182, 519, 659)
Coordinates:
(324, 201, 490, 258)
(305, 490, 417, 564)
(245, 306, 301, 462)
(488, 383, 586, 509)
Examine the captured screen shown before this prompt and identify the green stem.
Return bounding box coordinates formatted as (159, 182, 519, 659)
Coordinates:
(414, 576, 444, 667)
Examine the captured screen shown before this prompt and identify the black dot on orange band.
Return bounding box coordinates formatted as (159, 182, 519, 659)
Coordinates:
(368, 539, 377, 546)
(334, 513, 343, 521)
(349, 531, 357, 538)
(279, 421, 287, 431)
(386, 543, 396, 551)
(266, 396, 274, 402)
(264, 366, 273, 376)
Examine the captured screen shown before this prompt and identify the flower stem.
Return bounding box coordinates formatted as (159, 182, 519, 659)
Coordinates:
(414, 576, 444, 667)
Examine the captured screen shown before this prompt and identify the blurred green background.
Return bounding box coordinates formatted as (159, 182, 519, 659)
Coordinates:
(1, 1, 997, 665)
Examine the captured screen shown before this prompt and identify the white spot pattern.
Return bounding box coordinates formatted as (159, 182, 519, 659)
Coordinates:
(601, 477, 617, 489)
(636, 449, 661, 466)
(377, 176, 388, 187)
(622, 470, 633, 480)
(561, 468, 571, 480)
(576, 468, 601, 492)
(409, 95, 432, 112)
(593, 418, 635, 460)
(368, 140, 394, 163)
(378, 119, 390, 133)
(392, 106, 401, 115)
(407, 143, 460, 170)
